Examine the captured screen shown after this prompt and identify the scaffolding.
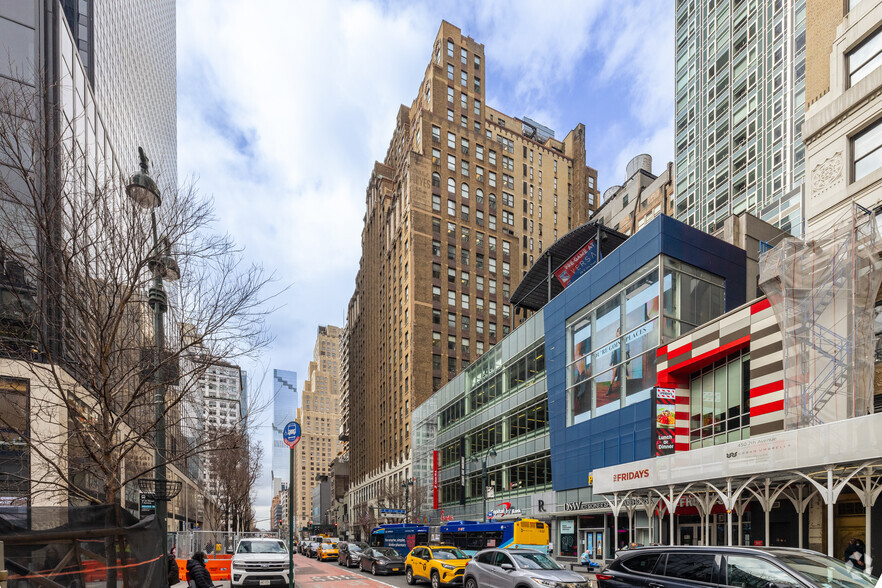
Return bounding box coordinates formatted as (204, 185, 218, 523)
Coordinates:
(759, 204, 882, 429)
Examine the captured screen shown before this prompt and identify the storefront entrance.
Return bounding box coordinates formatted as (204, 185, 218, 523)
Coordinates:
(579, 529, 604, 559)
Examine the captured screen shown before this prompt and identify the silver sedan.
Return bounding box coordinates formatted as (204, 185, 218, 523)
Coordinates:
(464, 548, 591, 588)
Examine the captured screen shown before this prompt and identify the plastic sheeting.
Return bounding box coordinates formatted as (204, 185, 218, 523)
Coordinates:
(0, 504, 165, 587)
(759, 205, 882, 429)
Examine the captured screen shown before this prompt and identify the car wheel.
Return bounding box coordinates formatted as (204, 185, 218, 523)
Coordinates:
(465, 578, 478, 588)
(372, 563, 378, 575)
(346, 557, 351, 567)
(431, 570, 441, 588)
(406, 566, 416, 585)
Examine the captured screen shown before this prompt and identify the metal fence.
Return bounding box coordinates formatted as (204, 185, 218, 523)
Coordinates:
(174, 530, 281, 559)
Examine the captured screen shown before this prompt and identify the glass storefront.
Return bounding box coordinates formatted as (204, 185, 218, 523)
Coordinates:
(0, 377, 29, 505)
(567, 256, 725, 425)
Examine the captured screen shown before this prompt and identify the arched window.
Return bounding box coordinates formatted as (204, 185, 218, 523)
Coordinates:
(432, 172, 441, 188)
(447, 178, 456, 193)
(476, 188, 484, 204)
(461, 183, 470, 199)
(489, 193, 497, 209)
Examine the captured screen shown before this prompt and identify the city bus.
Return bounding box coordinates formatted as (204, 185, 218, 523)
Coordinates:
(439, 519, 549, 556)
(369, 524, 430, 557)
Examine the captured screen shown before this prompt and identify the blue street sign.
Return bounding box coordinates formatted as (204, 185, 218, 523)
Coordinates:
(283, 421, 301, 448)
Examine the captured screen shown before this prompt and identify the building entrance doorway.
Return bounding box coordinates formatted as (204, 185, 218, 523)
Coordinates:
(579, 530, 604, 560)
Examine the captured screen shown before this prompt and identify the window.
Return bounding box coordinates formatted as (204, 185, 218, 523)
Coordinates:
(489, 150, 497, 166)
(461, 249, 470, 265)
(448, 177, 456, 193)
(489, 279, 496, 295)
(854, 118, 882, 181)
(447, 40, 454, 58)
(476, 144, 484, 161)
(433, 331, 441, 347)
(433, 353, 441, 369)
(432, 240, 441, 256)
(447, 267, 456, 282)
(432, 194, 441, 211)
(489, 236, 497, 252)
(474, 55, 481, 69)
(461, 226, 470, 245)
(690, 350, 750, 448)
(448, 290, 456, 306)
(447, 63, 454, 80)
(447, 87, 454, 103)
(503, 192, 514, 207)
(447, 312, 456, 328)
(848, 27, 882, 87)
(502, 241, 510, 256)
(461, 47, 467, 64)
(461, 271, 470, 288)
(502, 261, 510, 278)
(461, 93, 467, 109)
(489, 215, 497, 230)
(663, 553, 716, 583)
(447, 154, 456, 171)
(461, 204, 470, 221)
(461, 160, 469, 177)
(476, 275, 484, 291)
(448, 108, 454, 122)
(432, 125, 440, 142)
(447, 244, 456, 260)
(489, 257, 497, 274)
(461, 293, 470, 310)
(502, 211, 514, 226)
(476, 189, 484, 205)
(474, 99, 481, 116)
(461, 70, 467, 86)
(476, 166, 484, 182)
(476, 319, 484, 334)
(725, 556, 795, 588)
(474, 77, 481, 93)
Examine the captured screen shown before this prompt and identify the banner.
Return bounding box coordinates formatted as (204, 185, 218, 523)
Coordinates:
(654, 387, 676, 456)
(432, 450, 439, 509)
(554, 238, 599, 289)
(459, 438, 466, 506)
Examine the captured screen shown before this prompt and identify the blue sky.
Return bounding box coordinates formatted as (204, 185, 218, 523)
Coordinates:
(176, 0, 674, 528)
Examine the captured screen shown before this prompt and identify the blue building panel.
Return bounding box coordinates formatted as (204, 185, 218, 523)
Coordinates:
(544, 216, 746, 491)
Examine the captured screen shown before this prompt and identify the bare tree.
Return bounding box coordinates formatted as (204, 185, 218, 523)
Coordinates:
(203, 425, 263, 533)
(353, 501, 376, 542)
(0, 72, 275, 514)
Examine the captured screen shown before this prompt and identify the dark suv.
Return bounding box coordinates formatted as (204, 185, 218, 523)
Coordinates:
(596, 546, 876, 588)
(338, 541, 369, 567)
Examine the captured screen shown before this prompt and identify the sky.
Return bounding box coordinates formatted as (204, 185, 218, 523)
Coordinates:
(176, 0, 674, 529)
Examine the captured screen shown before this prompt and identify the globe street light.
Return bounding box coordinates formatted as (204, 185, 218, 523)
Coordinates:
(127, 147, 180, 559)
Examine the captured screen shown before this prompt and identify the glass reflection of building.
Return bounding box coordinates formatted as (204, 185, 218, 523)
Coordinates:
(567, 257, 725, 425)
(272, 369, 299, 482)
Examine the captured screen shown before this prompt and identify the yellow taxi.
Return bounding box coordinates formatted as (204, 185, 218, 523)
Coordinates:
(405, 545, 470, 588)
(317, 542, 339, 562)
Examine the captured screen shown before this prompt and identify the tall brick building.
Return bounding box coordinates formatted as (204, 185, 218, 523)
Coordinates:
(292, 325, 343, 529)
(345, 21, 600, 530)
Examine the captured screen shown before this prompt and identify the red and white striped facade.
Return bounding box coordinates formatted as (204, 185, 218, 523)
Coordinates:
(656, 297, 784, 452)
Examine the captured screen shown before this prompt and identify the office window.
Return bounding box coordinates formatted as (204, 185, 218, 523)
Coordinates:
(690, 349, 750, 448)
(448, 108, 454, 122)
(447, 63, 454, 80)
(489, 257, 497, 274)
(489, 215, 497, 230)
(433, 263, 441, 279)
(432, 240, 441, 256)
(461, 93, 467, 109)
(447, 244, 456, 260)
(461, 293, 470, 310)
(448, 267, 456, 283)
(461, 160, 469, 177)
(476, 144, 484, 161)
(447, 40, 454, 58)
(447, 87, 454, 103)
(448, 312, 456, 328)
(461, 47, 467, 64)
(448, 154, 456, 171)
(854, 118, 882, 181)
(448, 290, 456, 306)
(448, 200, 456, 216)
(461, 70, 468, 86)
(848, 27, 882, 86)
(461, 249, 470, 265)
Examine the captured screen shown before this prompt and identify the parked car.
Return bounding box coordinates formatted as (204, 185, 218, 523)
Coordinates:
(596, 546, 879, 588)
(405, 545, 470, 588)
(318, 542, 339, 562)
(230, 538, 290, 587)
(339, 541, 370, 567)
(359, 546, 406, 575)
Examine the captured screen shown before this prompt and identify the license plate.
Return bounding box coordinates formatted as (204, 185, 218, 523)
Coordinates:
(392, 568, 400, 571)
(260, 580, 271, 586)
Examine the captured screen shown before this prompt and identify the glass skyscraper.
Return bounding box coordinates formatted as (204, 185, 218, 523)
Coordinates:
(272, 369, 299, 482)
(674, 0, 806, 235)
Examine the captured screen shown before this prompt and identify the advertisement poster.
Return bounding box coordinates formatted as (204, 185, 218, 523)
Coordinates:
(554, 239, 599, 289)
(654, 387, 676, 456)
(432, 450, 439, 509)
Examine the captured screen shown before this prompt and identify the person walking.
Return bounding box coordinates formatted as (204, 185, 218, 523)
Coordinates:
(186, 552, 214, 588)
(167, 549, 181, 587)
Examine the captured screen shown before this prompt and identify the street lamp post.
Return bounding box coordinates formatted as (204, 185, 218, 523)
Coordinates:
(127, 147, 180, 560)
(400, 479, 414, 522)
(471, 448, 497, 522)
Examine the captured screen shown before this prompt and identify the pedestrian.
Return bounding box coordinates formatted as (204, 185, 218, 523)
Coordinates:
(167, 548, 180, 587)
(186, 552, 214, 588)
(845, 538, 867, 571)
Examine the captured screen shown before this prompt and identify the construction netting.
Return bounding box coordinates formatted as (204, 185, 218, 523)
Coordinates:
(759, 204, 882, 430)
(0, 504, 165, 587)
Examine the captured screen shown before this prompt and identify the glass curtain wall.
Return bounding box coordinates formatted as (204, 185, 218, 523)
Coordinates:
(690, 349, 750, 447)
(567, 256, 725, 425)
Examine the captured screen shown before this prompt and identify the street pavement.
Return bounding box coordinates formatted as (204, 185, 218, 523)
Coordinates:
(169, 553, 596, 588)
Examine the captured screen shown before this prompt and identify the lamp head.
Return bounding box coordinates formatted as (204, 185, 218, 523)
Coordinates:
(488, 448, 497, 458)
(126, 147, 161, 209)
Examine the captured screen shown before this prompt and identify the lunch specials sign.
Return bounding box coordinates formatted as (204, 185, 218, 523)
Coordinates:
(653, 387, 676, 456)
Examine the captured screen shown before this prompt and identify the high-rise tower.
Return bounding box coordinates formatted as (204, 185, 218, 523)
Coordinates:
(345, 21, 600, 526)
(674, 0, 807, 235)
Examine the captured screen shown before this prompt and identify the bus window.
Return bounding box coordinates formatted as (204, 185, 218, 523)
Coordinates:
(370, 535, 384, 547)
(441, 532, 467, 549)
(485, 531, 503, 547)
(416, 532, 429, 546)
(466, 534, 485, 551)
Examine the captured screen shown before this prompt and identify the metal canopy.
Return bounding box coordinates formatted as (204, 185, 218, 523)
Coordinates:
(510, 221, 629, 312)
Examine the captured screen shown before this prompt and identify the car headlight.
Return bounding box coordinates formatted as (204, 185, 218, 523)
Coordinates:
(441, 563, 456, 570)
(531, 579, 564, 588)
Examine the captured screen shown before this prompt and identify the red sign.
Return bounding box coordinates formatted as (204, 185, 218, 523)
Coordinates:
(432, 450, 439, 509)
(554, 239, 599, 288)
(612, 469, 650, 483)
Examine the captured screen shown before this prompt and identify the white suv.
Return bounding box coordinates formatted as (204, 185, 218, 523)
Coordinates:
(230, 538, 290, 587)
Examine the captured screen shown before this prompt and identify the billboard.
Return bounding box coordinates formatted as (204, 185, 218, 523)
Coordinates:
(432, 450, 439, 509)
(554, 238, 599, 289)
